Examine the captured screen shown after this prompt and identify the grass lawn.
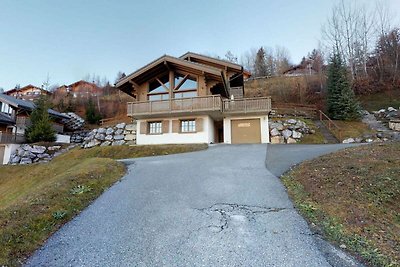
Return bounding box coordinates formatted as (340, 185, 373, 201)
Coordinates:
(282, 142, 400, 266)
(359, 90, 400, 112)
(332, 120, 376, 140)
(0, 143, 207, 266)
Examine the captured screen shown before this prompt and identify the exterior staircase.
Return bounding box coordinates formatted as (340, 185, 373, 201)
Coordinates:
(314, 120, 339, 144)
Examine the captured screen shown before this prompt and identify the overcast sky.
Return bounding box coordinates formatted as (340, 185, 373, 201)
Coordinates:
(0, 0, 399, 90)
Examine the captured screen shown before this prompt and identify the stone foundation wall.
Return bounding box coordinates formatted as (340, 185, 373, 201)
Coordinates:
(269, 119, 315, 144)
(81, 122, 137, 148)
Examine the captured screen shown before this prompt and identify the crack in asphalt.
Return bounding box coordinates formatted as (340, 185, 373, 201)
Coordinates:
(194, 203, 288, 233)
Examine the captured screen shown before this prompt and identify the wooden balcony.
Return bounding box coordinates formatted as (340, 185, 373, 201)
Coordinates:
(127, 95, 272, 119)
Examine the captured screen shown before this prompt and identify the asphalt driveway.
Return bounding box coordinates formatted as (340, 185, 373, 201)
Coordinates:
(26, 144, 360, 267)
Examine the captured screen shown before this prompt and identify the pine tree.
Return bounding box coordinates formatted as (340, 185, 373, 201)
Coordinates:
(85, 98, 102, 124)
(327, 53, 360, 120)
(254, 47, 268, 77)
(25, 96, 56, 143)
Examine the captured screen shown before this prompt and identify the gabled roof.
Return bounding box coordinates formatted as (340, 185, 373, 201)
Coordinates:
(115, 55, 224, 88)
(0, 94, 69, 119)
(180, 52, 243, 72)
(68, 80, 98, 87)
(6, 84, 51, 95)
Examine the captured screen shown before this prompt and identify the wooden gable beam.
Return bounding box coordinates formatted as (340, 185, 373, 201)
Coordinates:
(173, 74, 189, 91)
(156, 78, 170, 91)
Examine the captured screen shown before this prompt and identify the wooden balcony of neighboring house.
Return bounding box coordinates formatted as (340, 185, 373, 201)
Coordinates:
(127, 95, 272, 119)
(0, 132, 25, 144)
(16, 116, 64, 133)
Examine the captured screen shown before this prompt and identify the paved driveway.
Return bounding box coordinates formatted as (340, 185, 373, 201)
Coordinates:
(26, 144, 360, 267)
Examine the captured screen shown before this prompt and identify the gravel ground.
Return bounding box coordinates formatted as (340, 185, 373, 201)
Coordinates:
(26, 144, 362, 267)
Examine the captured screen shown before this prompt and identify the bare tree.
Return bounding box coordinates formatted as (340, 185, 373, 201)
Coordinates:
(275, 45, 292, 75)
(224, 51, 238, 63)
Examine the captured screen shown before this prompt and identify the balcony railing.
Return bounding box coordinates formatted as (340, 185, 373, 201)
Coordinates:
(0, 132, 25, 144)
(127, 95, 271, 117)
(223, 97, 271, 114)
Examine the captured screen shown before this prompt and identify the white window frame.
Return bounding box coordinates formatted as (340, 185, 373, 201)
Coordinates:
(148, 121, 162, 134)
(180, 119, 196, 133)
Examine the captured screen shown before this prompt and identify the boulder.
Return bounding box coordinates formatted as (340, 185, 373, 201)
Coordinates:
(126, 141, 136, 146)
(106, 127, 114, 135)
(86, 139, 101, 148)
(115, 129, 124, 135)
(97, 128, 106, 134)
(125, 124, 136, 131)
(113, 135, 124, 140)
(287, 119, 297, 124)
(270, 128, 280, 137)
(112, 140, 126, 146)
(10, 155, 20, 164)
(116, 123, 126, 129)
(388, 107, 397, 112)
(282, 129, 292, 139)
(100, 141, 112, 147)
(292, 130, 302, 139)
(31, 145, 46, 154)
(286, 137, 297, 144)
(37, 153, 50, 159)
(342, 138, 355, 144)
(20, 157, 33, 165)
(124, 134, 136, 141)
(48, 146, 61, 151)
(270, 122, 284, 131)
(105, 135, 113, 141)
(94, 133, 106, 141)
(270, 136, 284, 144)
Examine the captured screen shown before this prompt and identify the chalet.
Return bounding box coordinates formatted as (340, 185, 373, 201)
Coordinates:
(6, 84, 51, 101)
(283, 64, 317, 77)
(0, 94, 69, 140)
(55, 80, 102, 98)
(116, 52, 271, 145)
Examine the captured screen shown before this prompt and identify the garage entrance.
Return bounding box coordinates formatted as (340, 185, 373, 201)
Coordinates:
(231, 119, 261, 144)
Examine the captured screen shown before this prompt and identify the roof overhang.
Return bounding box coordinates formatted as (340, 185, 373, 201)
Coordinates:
(180, 52, 243, 73)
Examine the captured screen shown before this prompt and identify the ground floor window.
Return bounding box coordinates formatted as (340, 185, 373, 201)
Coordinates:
(181, 119, 196, 133)
(148, 121, 162, 134)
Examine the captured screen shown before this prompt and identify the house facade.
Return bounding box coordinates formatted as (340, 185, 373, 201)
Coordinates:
(116, 52, 271, 145)
(5, 84, 51, 101)
(55, 80, 102, 99)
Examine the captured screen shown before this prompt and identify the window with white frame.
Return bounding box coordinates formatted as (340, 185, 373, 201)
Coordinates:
(180, 119, 196, 133)
(148, 121, 162, 134)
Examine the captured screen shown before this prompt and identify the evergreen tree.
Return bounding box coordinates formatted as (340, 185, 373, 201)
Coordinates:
(327, 53, 360, 120)
(85, 98, 102, 124)
(25, 96, 56, 143)
(254, 47, 268, 77)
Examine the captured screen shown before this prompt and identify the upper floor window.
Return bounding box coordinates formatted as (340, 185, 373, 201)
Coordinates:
(174, 75, 197, 99)
(148, 75, 169, 101)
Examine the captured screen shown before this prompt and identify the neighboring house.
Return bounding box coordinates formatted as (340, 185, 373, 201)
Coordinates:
(116, 52, 271, 145)
(6, 84, 51, 101)
(55, 80, 102, 98)
(0, 93, 69, 138)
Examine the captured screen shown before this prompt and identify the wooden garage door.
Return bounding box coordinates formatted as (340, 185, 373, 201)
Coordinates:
(231, 119, 261, 144)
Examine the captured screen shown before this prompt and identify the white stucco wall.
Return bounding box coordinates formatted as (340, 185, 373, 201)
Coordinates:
(223, 115, 269, 144)
(136, 115, 215, 145)
(2, 144, 20, 164)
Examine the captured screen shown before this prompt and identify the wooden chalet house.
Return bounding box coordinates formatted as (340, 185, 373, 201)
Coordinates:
(6, 84, 51, 101)
(116, 52, 271, 144)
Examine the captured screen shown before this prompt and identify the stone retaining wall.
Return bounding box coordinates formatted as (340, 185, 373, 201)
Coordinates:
(269, 119, 315, 144)
(81, 122, 137, 148)
(9, 144, 75, 165)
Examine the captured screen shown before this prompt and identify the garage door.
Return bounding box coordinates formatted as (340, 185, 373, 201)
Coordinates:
(231, 119, 261, 144)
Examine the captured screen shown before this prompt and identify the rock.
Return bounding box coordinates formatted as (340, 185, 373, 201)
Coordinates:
(377, 109, 386, 113)
(116, 123, 126, 129)
(94, 133, 106, 141)
(10, 155, 20, 164)
(270, 136, 284, 144)
(105, 135, 113, 141)
(270, 128, 280, 137)
(342, 138, 355, 144)
(292, 130, 302, 139)
(126, 141, 136, 146)
(17, 148, 26, 156)
(270, 122, 284, 131)
(286, 137, 297, 144)
(388, 107, 397, 112)
(86, 139, 101, 148)
(48, 146, 61, 151)
(112, 140, 125, 146)
(100, 141, 111, 147)
(106, 127, 114, 135)
(125, 124, 136, 131)
(115, 129, 124, 135)
(365, 138, 373, 143)
(124, 134, 136, 141)
(37, 153, 50, 159)
(30, 145, 46, 154)
(282, 129, 292, 139)
(113, 135, 124, 140)
(97, 128, 106, 134)
(287, 119, 297, 124)
(339, 244, 347, 249)
(355, 137, 363, 143)
(20, 157, 32, 164)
